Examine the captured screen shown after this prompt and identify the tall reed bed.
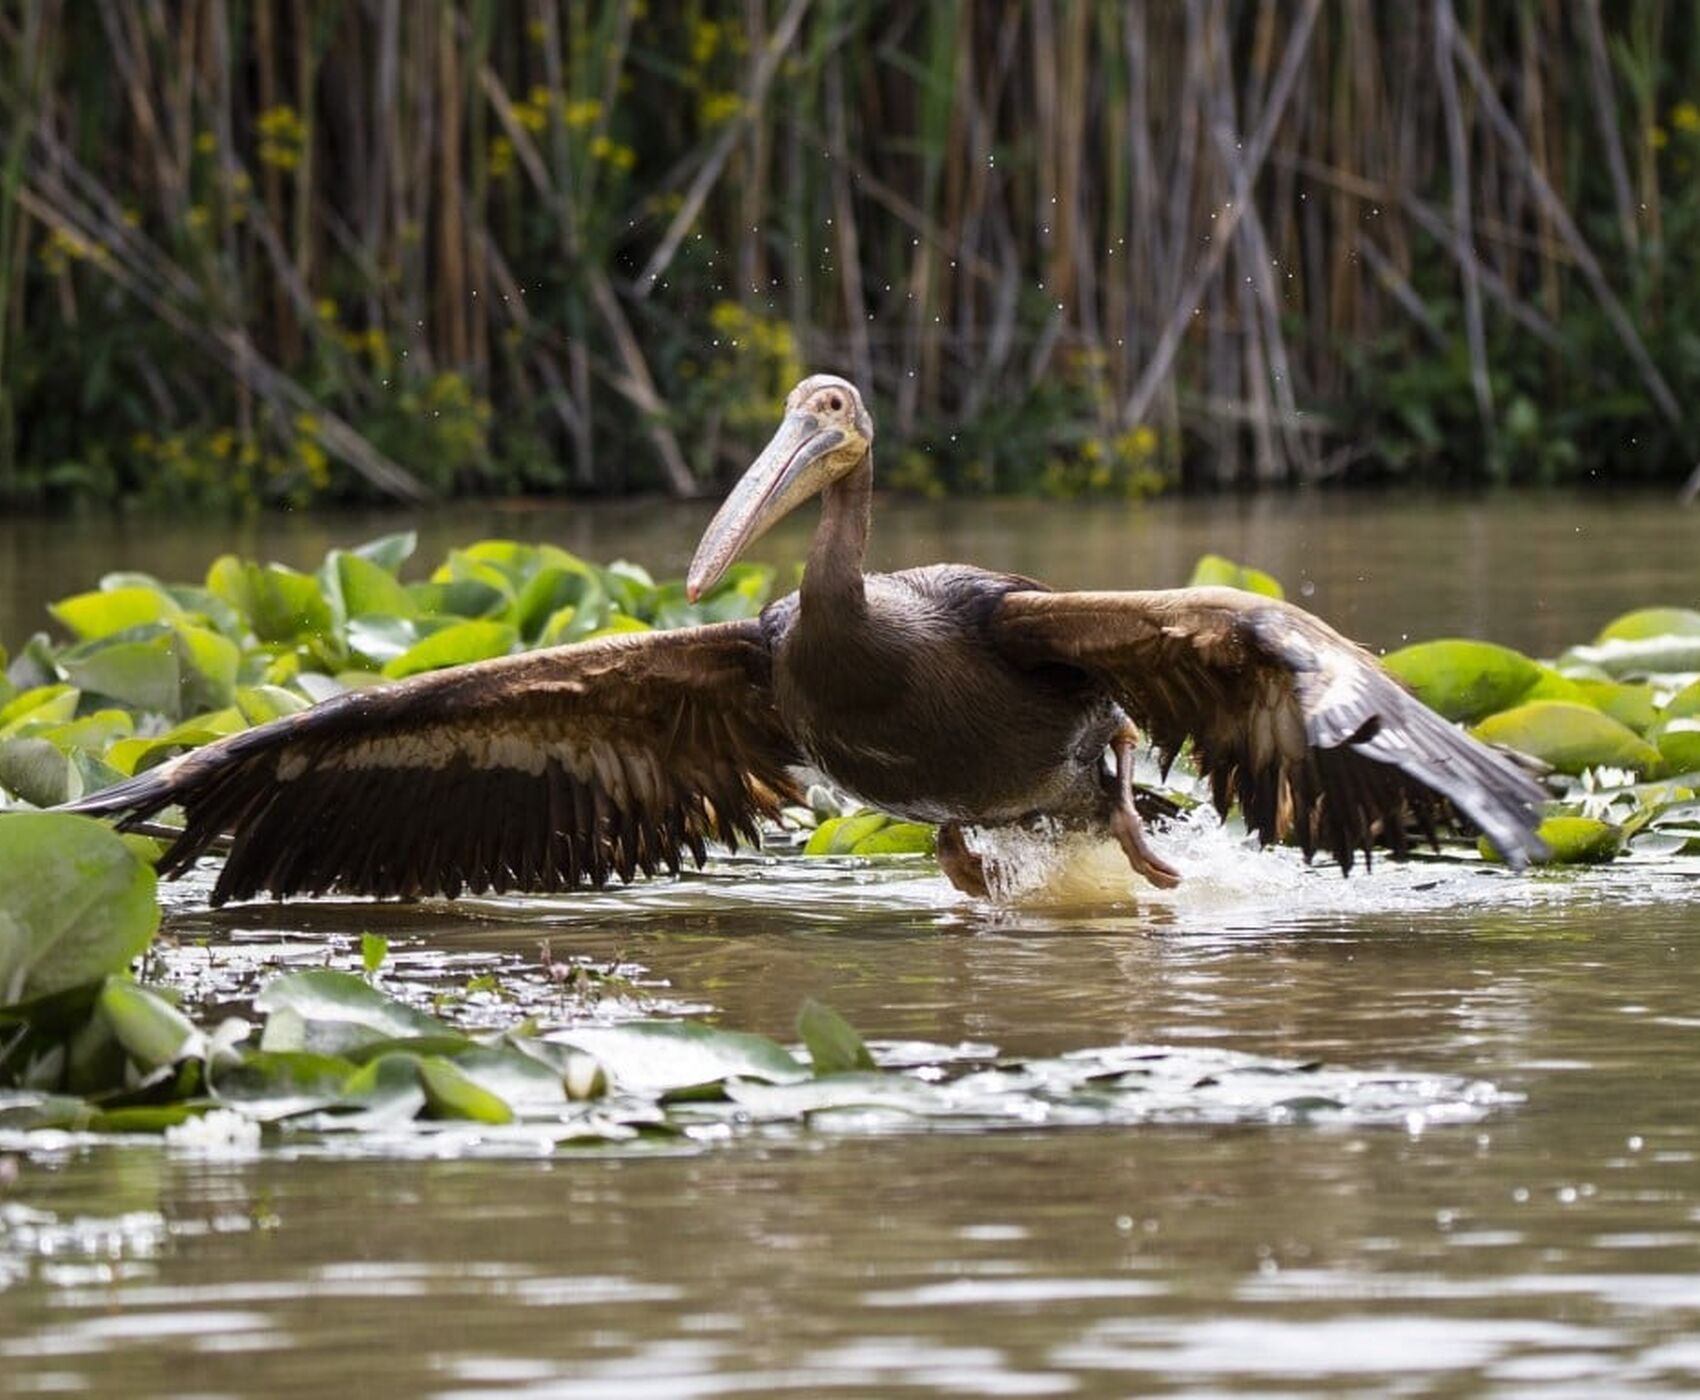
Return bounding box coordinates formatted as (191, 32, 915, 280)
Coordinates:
(2, 1, 1698, 506)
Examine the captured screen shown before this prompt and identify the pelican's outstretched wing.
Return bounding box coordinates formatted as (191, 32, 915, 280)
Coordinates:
(65, 620, 804, 904)
(994, 587, 1547, 869)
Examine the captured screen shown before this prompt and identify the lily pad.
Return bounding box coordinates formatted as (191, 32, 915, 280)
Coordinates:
(798, 999, 876, 1075)
(0, 813, 159, 1008)
(1653, 718, 1700, 776)
(1188, 553, 1284, 600)
(1480, 816, 1622, 865)
(255, 970, 454, 1056)
(1382, 639, 1541, 723)
(381, 620, 516, 679)
(1595, 607, 1700, 643)
(1571, 679, 1659, 734)
(550, 1021, 807, 1095)
(1472, 701, 1661, 776)
(51, 585, 182, 641)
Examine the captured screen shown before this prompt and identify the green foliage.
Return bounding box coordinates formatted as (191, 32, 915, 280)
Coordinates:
(0, 532, 773, 802)
(1383, 640, 1543, 723)
(1188, 553, 1285, 600)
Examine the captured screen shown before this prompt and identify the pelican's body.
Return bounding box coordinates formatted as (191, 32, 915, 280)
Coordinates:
(63, 374, 1547, 904)
(766, 566, 1119, 826)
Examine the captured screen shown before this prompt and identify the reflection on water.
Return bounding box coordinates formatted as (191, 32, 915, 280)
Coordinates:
(3, 492, 1700, 1394)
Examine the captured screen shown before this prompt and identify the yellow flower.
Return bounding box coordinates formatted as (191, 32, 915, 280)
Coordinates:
(526, 18, 547, 44)
(121, 206, 141, 227)
(1649, 124, 1669, 150)
(590, 135, 637, 170)
(698, 91, 742, 127)
(488, 135, 515, 178)
(514, 101, 547, 134)
(1674, 101, 1700, 133)
(314, 298, 338, 324)
(1131, 424, 1158, 456)
(563, 98, 602, 130)
(691, 19, 721, 67)
(185, 205, 211, 232)
(194, 131, 217, 155)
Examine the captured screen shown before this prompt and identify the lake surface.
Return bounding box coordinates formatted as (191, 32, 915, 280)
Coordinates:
(4, 490, 1700, 1396)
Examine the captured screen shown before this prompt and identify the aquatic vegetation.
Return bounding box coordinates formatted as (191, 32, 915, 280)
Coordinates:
(4, 543, 1699, 1151)
(0, 815, 1509, 1148)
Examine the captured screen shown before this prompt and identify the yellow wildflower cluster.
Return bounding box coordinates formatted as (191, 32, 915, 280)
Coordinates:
(488, 134, 516, 179)
(256, 105, 307, 170)
(590, 134, 637, 171)
(1040, 425, 1165, 500)
(698, 91, 742, 127)
(128, 425, 322, 507)
(38, 227, 107, 275)
(1673, 101, 1700, 133)
(706, 300, 805, 432)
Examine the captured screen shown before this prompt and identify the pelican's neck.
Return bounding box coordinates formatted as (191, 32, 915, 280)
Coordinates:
(800, 452, 871, 616)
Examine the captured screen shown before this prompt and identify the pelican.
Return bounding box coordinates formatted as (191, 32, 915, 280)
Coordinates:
(67, 374, 1546, 904)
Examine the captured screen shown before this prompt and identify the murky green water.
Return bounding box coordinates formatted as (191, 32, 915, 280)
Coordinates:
(4, 491, 1700, 1396)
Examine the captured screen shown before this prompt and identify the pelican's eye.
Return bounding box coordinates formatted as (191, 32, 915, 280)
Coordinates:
(827, 393, 843, 412)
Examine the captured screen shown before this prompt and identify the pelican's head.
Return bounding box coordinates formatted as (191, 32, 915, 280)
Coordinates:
(686, 374, 873, 601)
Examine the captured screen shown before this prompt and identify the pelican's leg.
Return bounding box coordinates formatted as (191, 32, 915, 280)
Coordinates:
(1109, 724, 1183, 889)
(936, 822, 990, 898)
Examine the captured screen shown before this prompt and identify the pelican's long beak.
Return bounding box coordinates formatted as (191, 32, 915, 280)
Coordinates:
(686, 412, 845, 601)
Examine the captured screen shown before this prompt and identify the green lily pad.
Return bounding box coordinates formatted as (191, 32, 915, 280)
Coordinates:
(0, 738, 73, 807)
(0, 813, 159, 1008)
(212, 1050, 362, 1120)
(255, 970, 454, 1056)
(1653, 718, 1700, 776)
(1472, 701, 1661, 776)
(1664, 679, 1700, 721)
(1561, 637, 1700, 680)
(51, 585, 182, 641)
(1382, 640, 1541, 723)
(0, 685, 80, 738)
(1595, 607, 1700, 643)
(1188, 553, 1284, 600)
(98, 977, 202, 1071)
(804, 811, 891, 855)
(1571, 679, 1660, 734)
(418, 1055, 514, 1124)
(550, 1021, 807, 1095)
(797, 999, 876, 1075)
(381, 620, 516, 679)
(1480, 816, 1622, 865)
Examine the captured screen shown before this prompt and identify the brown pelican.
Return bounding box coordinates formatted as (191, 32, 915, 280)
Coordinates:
(67, 374, 1546, 904)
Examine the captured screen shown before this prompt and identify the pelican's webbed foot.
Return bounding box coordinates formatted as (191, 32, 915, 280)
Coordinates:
(1109, 725, 1182, 889)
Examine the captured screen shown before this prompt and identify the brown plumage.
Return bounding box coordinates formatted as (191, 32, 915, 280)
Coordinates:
(66, 374, 1546, 903)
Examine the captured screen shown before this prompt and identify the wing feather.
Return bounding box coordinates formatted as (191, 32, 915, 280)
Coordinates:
(995, 587, 1546, 870)
(64, 619, 803, 904)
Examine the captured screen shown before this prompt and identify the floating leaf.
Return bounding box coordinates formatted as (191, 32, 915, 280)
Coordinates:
(51, 586, 181, 641)
(209, 557, 334, 644)
(847, 822, 935, 856)
(350, 531, 418, 574)
(1561, 636, 1700, 680)
(381, 620, 516, 679)
(255, 970, 452, 1056)
(1381, 640, 1541, 723)
(1664, 679, 1700, 721)
(0, 739, 72, 807)
(0, 685, 80, 738)
(1571, 679, 1659, 734)
(798, 999, 876, 1075)
(1481, 816, 1622, 865)
(804, 810, 890, 855)
(211, 1050, 362, 1121)
(1595, 607, 1700, 643)
(418, 1054, 514, 1124)
(1188, 553, 1284, 600)
(0, 813, 159, 1008)
(361, 933, 389, 976)
(1653, 718, 1700, 777)
(98, 977, 203, 1071)
(550, 1021, 807, 1095)
(1472, 701, 1661, 776)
